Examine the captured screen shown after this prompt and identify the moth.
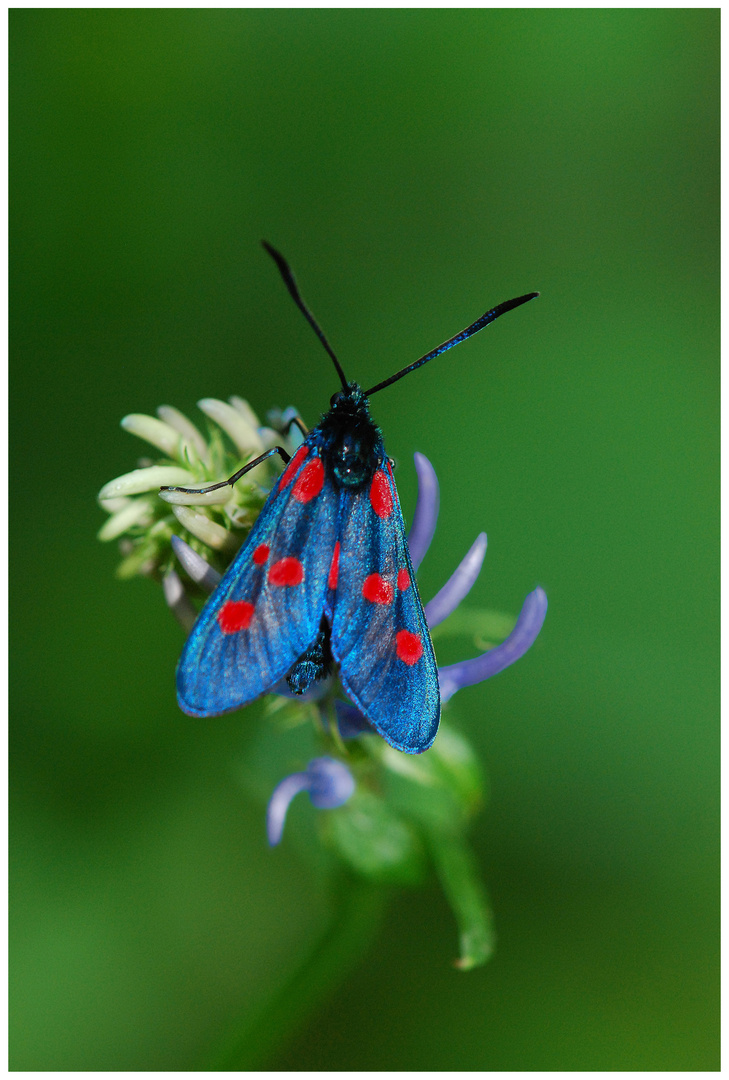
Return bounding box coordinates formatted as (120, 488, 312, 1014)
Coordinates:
(165, 244, 537, 753)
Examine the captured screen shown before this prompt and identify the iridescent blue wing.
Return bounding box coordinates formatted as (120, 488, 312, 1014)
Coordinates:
(328, 461, 440, 753)
(177, 443, 338, 716)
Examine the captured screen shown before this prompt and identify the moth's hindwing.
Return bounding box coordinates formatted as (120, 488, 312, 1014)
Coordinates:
(177, 442, 337, 716)
(327, 461, 440, 753)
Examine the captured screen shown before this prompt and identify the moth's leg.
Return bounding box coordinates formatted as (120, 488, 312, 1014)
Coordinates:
(160, 445, 292, 496)
(283, 414, 309, 439)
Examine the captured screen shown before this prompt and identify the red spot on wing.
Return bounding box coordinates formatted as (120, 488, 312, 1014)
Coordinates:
(253, 544, 270, 565)
(370, 469, 393, 519)
(217, 600, 255, 634)
(280, 445, 308, 488)
(396, 629, 423, 665)
(328, 541, 340, 590)
(269, 557, 304, 587)
(292, 456, 324, 503)
(397, 568, 411, 590)
(362, 573, 394, 605)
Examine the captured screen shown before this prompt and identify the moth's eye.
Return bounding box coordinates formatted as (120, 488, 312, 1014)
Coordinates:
(330, 391, 344, 408)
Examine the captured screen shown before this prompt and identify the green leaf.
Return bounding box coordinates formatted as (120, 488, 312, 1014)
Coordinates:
(426, 830, 495, 970)
(427, 723, 486, 814)
(380, 722, 485, 830)
(324, 790, 426, 885)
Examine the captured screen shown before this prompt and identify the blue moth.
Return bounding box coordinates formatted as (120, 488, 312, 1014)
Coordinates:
(165, 244, 537, 753)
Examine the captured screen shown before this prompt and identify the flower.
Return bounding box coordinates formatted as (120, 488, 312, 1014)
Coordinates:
(97, 397, 298, 580)
(98, 393, 547, 969)
(266, 757, 356, 846)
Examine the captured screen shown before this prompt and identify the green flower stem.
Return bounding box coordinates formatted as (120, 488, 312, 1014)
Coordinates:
(426, 828, 495, 970)
(204, 874, 389, 1070)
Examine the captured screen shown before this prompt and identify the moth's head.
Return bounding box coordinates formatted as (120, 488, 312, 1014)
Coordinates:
(329, 381, 366, 412)
(324, 382, 380, 489)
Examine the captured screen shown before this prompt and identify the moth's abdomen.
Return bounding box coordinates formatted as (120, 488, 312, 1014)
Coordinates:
(286, 622, 333, 695)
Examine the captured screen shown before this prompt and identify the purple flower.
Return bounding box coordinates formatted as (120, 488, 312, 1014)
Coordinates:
(266, 756, 355, 846)
(416, 452, 546, 697)
(437, 588, 548, 704)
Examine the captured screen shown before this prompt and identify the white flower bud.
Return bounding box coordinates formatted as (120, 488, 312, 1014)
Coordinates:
(171, 505, 236, 550)
(158, 484, 232, 507)
(98, 466, 196, 500)
(156, 405, 210, 463)
(197, 398, 264, 456)
(228, 396, 261, 428)
(120, 414, 194, 463)
(97, 496, 156, 541)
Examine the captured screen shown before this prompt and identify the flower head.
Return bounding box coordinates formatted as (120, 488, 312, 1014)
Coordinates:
(97, 397, 297, 580)
(98, 392, 547, 970)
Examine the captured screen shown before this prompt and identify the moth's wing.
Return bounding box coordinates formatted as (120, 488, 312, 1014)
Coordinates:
(177, 444, 338, 716)
(328, 462, 440, 753)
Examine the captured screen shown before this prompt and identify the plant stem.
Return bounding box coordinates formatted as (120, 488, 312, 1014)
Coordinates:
(205, 875, 388, 1070)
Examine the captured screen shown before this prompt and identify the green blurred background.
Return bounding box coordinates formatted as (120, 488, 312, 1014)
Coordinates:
(10, 8, 718, 1070)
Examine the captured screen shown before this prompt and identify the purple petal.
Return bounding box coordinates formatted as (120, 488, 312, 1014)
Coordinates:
(266, 772, 310, 846)
(334, 699, 374, 739)
(407, 453, 440, 570)
(438, 586, 548, 704)
(307, 757, 355, 809)
(267, 758, 355, 846)
(162, 569, 198, 633)
(171, 534, 222, 592)
(425, 532, 487, 628)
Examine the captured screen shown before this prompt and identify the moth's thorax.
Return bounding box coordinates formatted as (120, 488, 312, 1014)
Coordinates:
(316, 382, 384, 490)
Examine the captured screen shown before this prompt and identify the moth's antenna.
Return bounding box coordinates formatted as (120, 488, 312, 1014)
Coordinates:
(364, 292, 539, 397)
(262, 241, 349, 390)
